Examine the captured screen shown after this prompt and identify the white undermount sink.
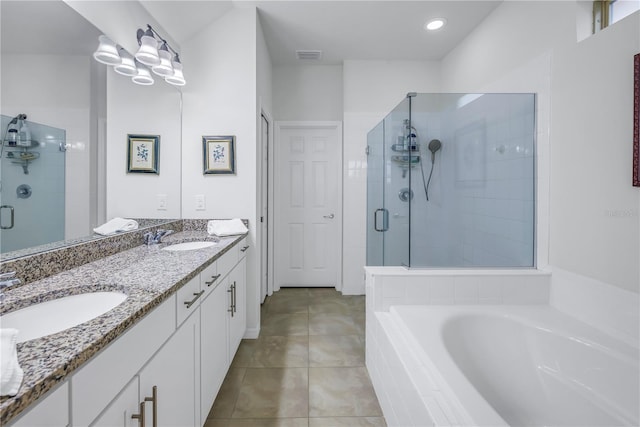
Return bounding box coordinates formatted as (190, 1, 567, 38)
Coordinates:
(162, 241, 215, 251)
(1, 292, 127, 343)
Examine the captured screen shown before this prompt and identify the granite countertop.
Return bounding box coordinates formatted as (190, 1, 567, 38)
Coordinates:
(0, 230, 247, 425)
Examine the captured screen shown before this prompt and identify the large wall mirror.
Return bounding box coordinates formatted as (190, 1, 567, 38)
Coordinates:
(0, 0, 182, 260)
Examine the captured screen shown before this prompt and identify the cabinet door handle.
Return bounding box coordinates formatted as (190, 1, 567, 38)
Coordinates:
(228, 286, 234, 317)
(144, 385, 158, 427)
(184, 291, 204, 308)
(240, 245, 249, 252)
(232, 282, 237, 313)
(131, 401, 145, 427)
(205, 274, 221, 287)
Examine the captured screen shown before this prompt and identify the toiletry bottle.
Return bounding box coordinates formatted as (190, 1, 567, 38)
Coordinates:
(6, 124, 18, 146)
(17, 120, 31, 147)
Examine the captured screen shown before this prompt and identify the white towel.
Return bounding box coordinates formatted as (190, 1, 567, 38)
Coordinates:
(93, 218, 139, 236)
(0, 328, 23, 396)
(207, 219, 248, 236)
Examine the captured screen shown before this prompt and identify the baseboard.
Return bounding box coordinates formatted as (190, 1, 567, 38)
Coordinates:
(243, 327, 260, 339)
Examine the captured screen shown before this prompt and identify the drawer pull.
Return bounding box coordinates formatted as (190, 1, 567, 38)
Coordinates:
(184, 291, 204, 308)
(205, 274, 221, 287)
(240, 245, 249, 252)
(131, 401, 145, 427)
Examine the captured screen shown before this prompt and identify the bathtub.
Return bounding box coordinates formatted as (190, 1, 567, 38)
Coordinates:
(375, 305, 639, 427)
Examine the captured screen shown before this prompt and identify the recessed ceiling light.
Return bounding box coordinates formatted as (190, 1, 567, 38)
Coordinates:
(425, 18, 447, 31)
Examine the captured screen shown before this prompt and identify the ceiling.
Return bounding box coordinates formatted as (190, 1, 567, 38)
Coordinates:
(1, 1, 502, 65)
(144, 0, 502, 65)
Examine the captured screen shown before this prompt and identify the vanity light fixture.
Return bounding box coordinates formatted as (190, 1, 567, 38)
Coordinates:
(93, 35, 121, 65)
(114, 48, 138, 77)
(92, 25, 186, 86)
(424, 18, 447, 31)
(131, 60, 155, 85)
(152, 43, 174, 76)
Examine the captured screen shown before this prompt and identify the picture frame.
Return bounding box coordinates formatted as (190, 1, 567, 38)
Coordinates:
(203, 135, 236, 175)
(633, 53, 639, 187)
(127, 134, 159, 174)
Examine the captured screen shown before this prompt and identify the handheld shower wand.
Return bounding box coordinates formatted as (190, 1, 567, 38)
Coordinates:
(424, 139, 441, 201)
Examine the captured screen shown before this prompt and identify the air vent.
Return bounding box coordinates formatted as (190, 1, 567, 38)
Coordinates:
(296, 50, 322, 60)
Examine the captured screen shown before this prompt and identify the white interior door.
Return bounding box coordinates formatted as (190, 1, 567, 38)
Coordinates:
(274, 121, 342, 289)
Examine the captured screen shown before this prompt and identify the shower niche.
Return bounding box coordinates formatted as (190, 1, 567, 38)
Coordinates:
(366, 93, 536, 268)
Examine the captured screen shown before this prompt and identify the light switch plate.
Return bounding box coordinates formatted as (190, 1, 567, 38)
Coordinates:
(195, 194, 206, 210)
(157, 194, 167, 211)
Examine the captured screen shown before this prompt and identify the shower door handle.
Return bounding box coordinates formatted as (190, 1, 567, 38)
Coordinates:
(0, 205, 15, 230)
(374, 208, 389, 232)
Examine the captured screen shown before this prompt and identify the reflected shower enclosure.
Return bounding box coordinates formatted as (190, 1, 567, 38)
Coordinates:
(367, 93, 536, 268)
(0, 115, 66, 253)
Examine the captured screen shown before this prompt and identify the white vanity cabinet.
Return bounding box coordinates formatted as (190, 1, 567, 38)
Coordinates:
(8, 381, 69, 427)
(9, 236, 248, 427)
(199, 276, 230, 422)
(199, 238, 249, 421)
(139, 309, 200, 427)
(227, 257, 246, 360)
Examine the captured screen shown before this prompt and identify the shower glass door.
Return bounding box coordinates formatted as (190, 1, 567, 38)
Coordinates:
(0, 115, 66, 254)
(367, 93, 536, 268)
(366, 97, 410, 267)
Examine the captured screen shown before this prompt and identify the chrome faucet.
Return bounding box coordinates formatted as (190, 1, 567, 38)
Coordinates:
(0, 271, 21, 302)
(143, 229, 174, 245)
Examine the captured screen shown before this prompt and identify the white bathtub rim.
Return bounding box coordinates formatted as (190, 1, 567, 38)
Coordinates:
(376, 312, 491, 427)
(387, 304, 639, 427)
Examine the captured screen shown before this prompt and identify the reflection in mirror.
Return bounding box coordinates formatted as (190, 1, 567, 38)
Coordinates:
(0, 0, 182, 261)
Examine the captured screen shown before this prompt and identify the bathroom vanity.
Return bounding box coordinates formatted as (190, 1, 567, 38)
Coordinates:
(0, 225, 249, 427)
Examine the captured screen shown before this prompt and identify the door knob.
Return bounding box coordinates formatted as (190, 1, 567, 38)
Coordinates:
(323, 214, 335, 219)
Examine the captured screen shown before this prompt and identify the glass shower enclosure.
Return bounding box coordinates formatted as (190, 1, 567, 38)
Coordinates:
(0, 115, 66, 253)
(367, 93, 536, 268)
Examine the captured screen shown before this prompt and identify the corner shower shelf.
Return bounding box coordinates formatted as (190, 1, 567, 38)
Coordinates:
(4, 144, 40, 174)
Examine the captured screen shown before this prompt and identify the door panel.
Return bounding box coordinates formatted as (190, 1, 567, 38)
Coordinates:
(275, 122, 342, 288)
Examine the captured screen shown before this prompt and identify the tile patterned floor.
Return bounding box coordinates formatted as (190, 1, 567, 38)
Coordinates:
(204, 287, 386, 427)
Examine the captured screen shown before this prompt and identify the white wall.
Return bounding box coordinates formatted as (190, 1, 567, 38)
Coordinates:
(342, 60, 441, 294)
(106, 71, 182, 219)
(1, 53, 94, 240)
(273, 64, 343, 121)
(550, 12, 640, 293)
(181, 7, 261, 336)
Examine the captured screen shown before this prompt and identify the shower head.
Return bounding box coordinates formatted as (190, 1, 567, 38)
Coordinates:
(8, 114, 27, 125)
(428, 139, 442, 163)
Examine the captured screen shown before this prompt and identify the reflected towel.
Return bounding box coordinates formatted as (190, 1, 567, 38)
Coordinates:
(207, 219, 248, 236)
(0, 328, 23, 396)
(93, 218, 139, 236)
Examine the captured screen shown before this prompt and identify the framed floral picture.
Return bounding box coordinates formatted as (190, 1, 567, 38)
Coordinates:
(127, 134, 159, 174)
(203, 135, 236, 175)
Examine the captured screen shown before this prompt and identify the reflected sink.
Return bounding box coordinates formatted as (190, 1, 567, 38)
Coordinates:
(1, 292, 127, 343)
(162, 241, 215, 251)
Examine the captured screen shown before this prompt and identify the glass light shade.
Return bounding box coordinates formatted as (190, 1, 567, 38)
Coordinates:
(132, 63, 154, 85)
(164, 60, 185, 86)
(114, 49, 138, 76)
(152, 45, 174, 77)
(93, 35, 121, 65)
(135, 30, 160, 66)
